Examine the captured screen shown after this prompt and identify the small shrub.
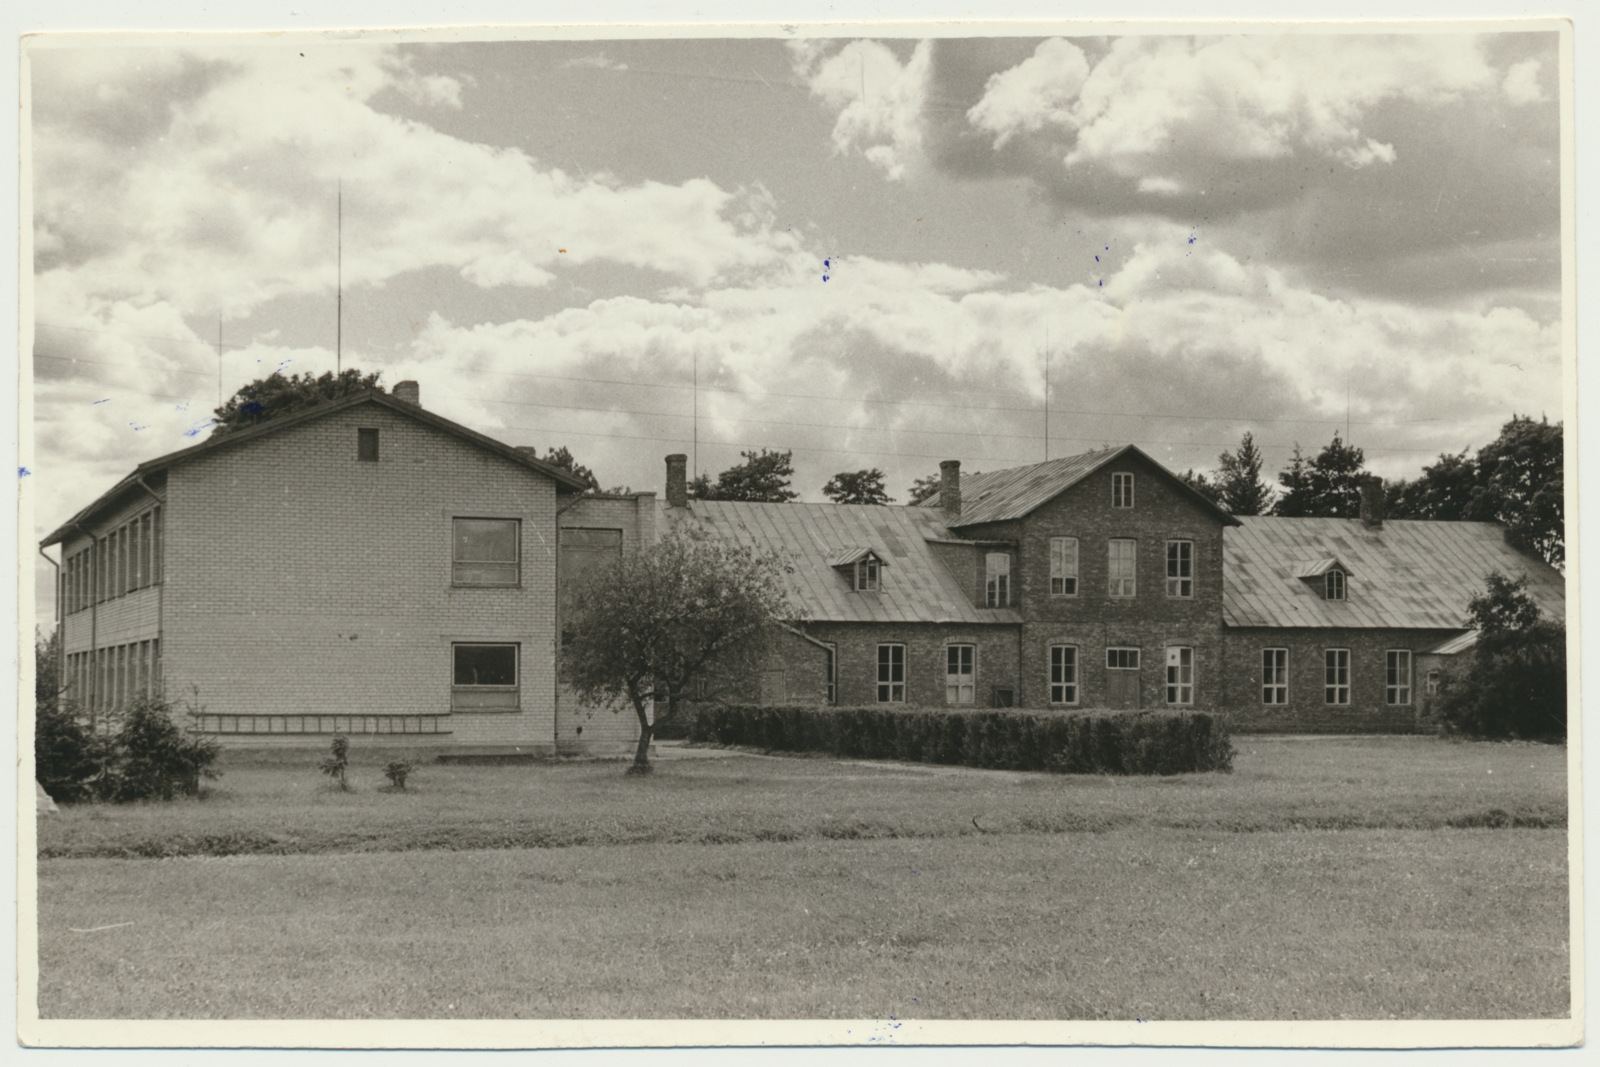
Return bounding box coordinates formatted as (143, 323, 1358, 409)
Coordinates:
(320, 735, 351, 791)
(383, 760, 415, 790)
(107, 695, 223, 801)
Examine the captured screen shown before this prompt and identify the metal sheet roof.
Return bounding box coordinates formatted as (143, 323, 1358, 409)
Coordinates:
(1223, 517, 1566, 629)
(661, 500, 1021, 625)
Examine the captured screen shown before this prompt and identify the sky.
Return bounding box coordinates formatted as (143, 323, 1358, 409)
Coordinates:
(26, 27, 1566, 616)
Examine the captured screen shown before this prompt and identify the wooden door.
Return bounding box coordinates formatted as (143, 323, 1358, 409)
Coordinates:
(1106, 669, 1141, 709)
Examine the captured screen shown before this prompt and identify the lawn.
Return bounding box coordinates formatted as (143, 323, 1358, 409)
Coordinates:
(33, 737, 1571, 1020)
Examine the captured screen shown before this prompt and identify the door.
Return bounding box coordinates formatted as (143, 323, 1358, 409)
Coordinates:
(1106, 647, 1142, 709)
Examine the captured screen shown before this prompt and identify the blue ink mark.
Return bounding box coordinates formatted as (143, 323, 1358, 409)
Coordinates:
(822, 257, 831, 282)
(1095, 255, 1099, 262)
(19, 467, 30, 477)
(183, 420, 216, 437)
(93, 398, 109, 405)
(128, 421, 148, 431)
(241, 400, 265, 416)
(1187, 235, 1197, 245)
(1098, 280, 1103, 287)
(174, 402, 189, 412)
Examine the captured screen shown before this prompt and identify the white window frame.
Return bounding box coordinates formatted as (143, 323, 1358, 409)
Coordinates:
(1050, 537, 1078, 597)
(451, 642, 521, 711)
(877, 644, 905, 703)
(1262, 648, 1288, 705)
(1049, 645, 1078, 705)
(1106, 646, 1141, 670)
(453, 517, 521, 587)
(985, 553, 1010, 607)
(1325, 569, 1346, 601)
(1165, 646, 1194, 705)
(855, 556, 880, 592)
(1386, 649, 1412, 706)
(1324, 648, 1350, 705)
(1108, 539, 1137, 597)
(1166, 540, 1193, 598)
(1113, 471, 1134, 508)
(945, 644, 975, 705)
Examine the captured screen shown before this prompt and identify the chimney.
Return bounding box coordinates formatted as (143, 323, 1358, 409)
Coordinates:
(666, 454, 688, 509)
(1359, 476, 1384, 529)
(392, 380, 421, 406)
(939, 459, 962, 521)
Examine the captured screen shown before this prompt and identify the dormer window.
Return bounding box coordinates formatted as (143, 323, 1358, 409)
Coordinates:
(1113, 472, 1134, 508)
(855, 557, 880, 592)
(832, 547, 886, 592)
(1325, 569, 1346, 601)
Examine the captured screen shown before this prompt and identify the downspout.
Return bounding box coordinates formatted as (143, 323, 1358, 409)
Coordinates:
(38, 544, 61, 710)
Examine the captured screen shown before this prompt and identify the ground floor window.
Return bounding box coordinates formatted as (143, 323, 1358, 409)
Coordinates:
(1386, 649, 1412, 705)
(1165, 646, 1193, 705)
(877, 644, 905, 703)
(1049, 645, 1078, 705)
(945, 644, 975, 704)
(452, 642, 519, 710)
(1262, 648, 1288, 704)
(825, 644, 837, 705)
(1324, 648, 1350, 704)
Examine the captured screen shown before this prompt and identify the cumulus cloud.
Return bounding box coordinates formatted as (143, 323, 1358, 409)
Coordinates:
(1503, 58, 1545, 104)
(789, 39, 932, 180)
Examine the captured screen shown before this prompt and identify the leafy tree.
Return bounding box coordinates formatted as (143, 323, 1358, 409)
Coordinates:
(1434, 572, 1566, 740)
(906, 473, 942, 506)
(35, 626, 60, 708)
(823, 468, 893, 505)
(1271, 433, 1367, 518)
(1389, 449, 1488, 522)
(211, 368, 383, 437)
(1179, 469, 1223, 506)
(561, 529, 794, 773)
(691, 449, 799, 502)
(540, 445, 600, 492)
(1215, 431, 1273, 515)
(1478, 415, 1563, 565)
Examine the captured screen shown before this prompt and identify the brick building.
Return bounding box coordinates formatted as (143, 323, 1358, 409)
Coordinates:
(41, 384, 651, 754)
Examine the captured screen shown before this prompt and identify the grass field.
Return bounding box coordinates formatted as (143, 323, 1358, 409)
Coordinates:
(34, 736, 1571, 1020)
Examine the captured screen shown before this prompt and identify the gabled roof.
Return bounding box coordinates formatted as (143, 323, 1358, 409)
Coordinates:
(1224, 517, 1566, 629)
(827, 546, 885, 569)
(41, 391, 592, 546)
(918, 444, 1240, 528)
(660, 500, 1022, 625)
(1292, 557, 1353, 580)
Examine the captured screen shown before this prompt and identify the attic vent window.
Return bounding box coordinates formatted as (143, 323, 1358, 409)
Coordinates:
(357, 427, 379, 462)
(1324, 569, 1346, 601)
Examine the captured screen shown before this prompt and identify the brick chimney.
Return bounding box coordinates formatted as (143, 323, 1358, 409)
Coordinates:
(1359, 476, 1384, 529)
(666, 454, 688, 508)
(939, 459, 962, 521)
(392, 380, 421, 406)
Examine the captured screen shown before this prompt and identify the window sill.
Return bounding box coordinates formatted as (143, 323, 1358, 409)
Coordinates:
(450, 583, 524, 590)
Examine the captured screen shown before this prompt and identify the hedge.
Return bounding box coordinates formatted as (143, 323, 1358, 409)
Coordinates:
(687, 704, 1234, 775)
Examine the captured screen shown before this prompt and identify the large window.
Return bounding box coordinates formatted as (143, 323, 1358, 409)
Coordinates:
(1113, 472, 1134, 508)
(1324, 649, 1350, 704)
(877, 644, 905, 703)
(1049, 645, 1078, 705)
(1166, 541, 1193, 598)
(1165, 646, 1194, 705)
(1050, 537, 1078, 596)
(985, 553, 1010, 607)
(1262, 648, 1288, 705)
(946, 644, 975, 704)
(1386, 650, 1412, 705)
(452, 643, 519, 710)
(1325, 569, 1346, 601)
(453, 518, 520, 586)
(1108, 539, 1137, 597)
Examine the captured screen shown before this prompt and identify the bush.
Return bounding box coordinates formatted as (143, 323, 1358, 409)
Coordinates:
(36, 693, 222, 804)
(320, 736, 351, 791)
(688, 705, 1234, 775)
(35, 698, 111, 804)
(384, 760, 415, 790)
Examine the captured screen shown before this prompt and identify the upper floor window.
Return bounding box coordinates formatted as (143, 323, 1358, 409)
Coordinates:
(1113, 472, 1134, 508)
(946, 644, 975, 704)
(1166, 540, 1193, 598)
(855, 557, 880, 592)
(358, 427, 380, 461)
(1050, 537, 1078, 596)
(1386, 650, 1412, 706)
(1108, 539, 1137, 597)
(1324, 569, 1346, 601)
(453, 517, 520, 586)
(985, 553, 1010, 607)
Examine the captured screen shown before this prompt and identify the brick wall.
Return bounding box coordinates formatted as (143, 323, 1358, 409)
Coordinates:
(161, 401, 565, 750)
(796, 621, 1022, 709)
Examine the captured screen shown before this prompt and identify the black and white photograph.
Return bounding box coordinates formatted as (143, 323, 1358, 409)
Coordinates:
(17, 10, 1580, 1052)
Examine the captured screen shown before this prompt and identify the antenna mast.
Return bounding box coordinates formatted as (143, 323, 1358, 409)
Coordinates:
(216, 315, 224, 406)
(693, 351, 699, 479)
(1043, 328, 1050, 461)
(336, 178, 343, 374)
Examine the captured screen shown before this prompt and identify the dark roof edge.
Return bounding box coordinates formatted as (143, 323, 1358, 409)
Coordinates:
(41, 392, 591, 547)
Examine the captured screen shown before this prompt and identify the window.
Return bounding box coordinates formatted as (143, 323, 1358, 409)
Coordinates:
(1113, 472, 1134, 508)
(1108, 539, 1137, 597)
(1324, 649, 1350, 704)
(855, 557, 880, 592)
(1262, 648, 1288, 705)
(1386, 650, 1412, 705)
(1050, 537, 1078, 596)
(1166, 540, 1193, 598)
(1426, 669, 1441, 698)
(985, 553, 1010, 607)
(453, 518, 520, 586)
(877, 644, 905, 702)
(1106, 647, 1140, 670)
(1050, 645, 1078, 705)
(946, 644, 975, 704)
(1325, 569, 1346, 601)
(358, 427, 380, 461)
(825, 645, 837, 705)
(1166, 646, 1194, 705)
(452, 643, 519, 710)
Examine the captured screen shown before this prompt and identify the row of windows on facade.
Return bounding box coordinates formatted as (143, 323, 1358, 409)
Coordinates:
(855, 538, 1196, 605)
(866, 644, 1415, 707)
(63, 639, 162, 716)
(61, 506, 164, 615)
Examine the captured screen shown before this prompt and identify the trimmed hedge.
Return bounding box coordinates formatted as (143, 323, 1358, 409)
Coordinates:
(687, 704, 1234, 775)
